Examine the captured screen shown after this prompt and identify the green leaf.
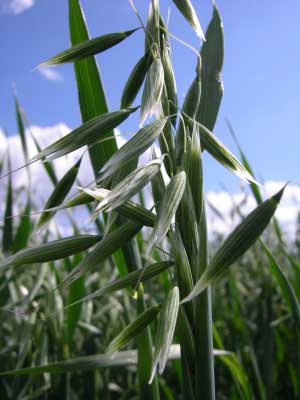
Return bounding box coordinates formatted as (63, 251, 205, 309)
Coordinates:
(183, 186, 285, 303)
(173, 0, 205, 40)
(121, 53, 151, 109)
(147, 172, 186, 255)
(0, 345, 184, 376)
(68, 0, 140, 283)
(12, 200, 31, 253)
(66, 253, 85, 345)
(14, 93, 28, 162)
(61, 221, 143, 287)
(187, 117, 257, 184)
(197, 4, 224, 131)
(261, 240, 300, 330)
(0, 235, 102, 269)
(38, 29, 139, 67)
(98, 118, 167, 182)
(30, 108, 136, 162)
(226, 118, 263, 205)
(36, 157, 82, 231)
(69, 0, 118, 175)
(2, 158, 13, 254)
(150, 287, 180, 382)
(29, 129, 58, 185)
(107, 304, 161, 353)
(68, 261, 173, 307)
(213, 326, 251, 400)
(176, 62, 201, 163)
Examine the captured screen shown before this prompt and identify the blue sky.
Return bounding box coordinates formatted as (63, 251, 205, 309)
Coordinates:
(0, 0, 300, 191)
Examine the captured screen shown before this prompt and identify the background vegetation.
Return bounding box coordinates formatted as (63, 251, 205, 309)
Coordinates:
(0, 1, 299, 399)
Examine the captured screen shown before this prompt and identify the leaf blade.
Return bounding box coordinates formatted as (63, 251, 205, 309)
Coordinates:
(0, 235, 102, 269)
(183, 186, 285, 302)
(38, 29, 139, 67)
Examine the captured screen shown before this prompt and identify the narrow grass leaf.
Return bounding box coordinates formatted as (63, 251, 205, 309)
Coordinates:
(213, 326, 251, 399)
(0, 345, 185, 376)
(107, 304, 161, 353)
(183, 186, 285, 303)
(2, 158, 13, 254)
(98, 118, 167, 182)
(140, 57, 164, 125)
(0, 235, 102, 269)
(61, 221, 143, 287)
(67, 253, 85, 345)
(226, 118, 263, 205)
(14, 94, 28, 162)
(197, 4, 223, 131)
(172, 0, 205, 40)
(69, 261, 173, 306)
(150, 287, 180, 382)
(29, 129, 58, 185)
(38, 29, 139, 67)
(0, 352, 139, 375)
(121, 53, 151, 109)
(187, 117, 257, 184)
(147, 172, 186, 255)
(261, 241, 300, 330)
(30, 108, 136, 162)
(12, 200, 31, 253)
(176, 62, 201, 163)
(36, 157, 82, 231)
(69, 0, 118, 175)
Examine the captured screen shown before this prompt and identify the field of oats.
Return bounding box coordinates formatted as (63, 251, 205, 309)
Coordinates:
(0, 1, 299, 399)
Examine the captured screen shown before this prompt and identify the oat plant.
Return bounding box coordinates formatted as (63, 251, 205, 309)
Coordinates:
(0, 1, 288, 399)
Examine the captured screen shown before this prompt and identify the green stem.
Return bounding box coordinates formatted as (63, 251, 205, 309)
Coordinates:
(137, 285, 160, 399)
(195, 206, 215, 399)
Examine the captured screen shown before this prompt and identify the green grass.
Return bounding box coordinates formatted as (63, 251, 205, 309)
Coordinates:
(0, 1, 299, 399)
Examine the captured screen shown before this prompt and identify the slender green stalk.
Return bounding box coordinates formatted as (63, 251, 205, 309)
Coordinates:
(195, 207, 215, 399)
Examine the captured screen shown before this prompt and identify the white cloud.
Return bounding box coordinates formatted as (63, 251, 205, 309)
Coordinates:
(38, 67, 63, 82)
(1, 0, 34, 15)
